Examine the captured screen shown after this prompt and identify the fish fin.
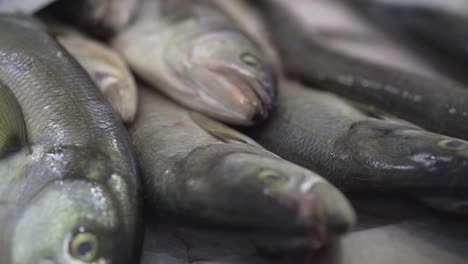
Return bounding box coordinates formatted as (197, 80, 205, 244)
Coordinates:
(346, 100, 390, 119)
(349, 101, 422, 128)
(0, 81, 28, 158)
(189, 112, 262, 147)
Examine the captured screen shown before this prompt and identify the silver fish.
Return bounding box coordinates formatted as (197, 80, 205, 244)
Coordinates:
(113, 0, 277, 125)
(45, 20, 138, 123)
(0, 15, 141, 263)
(130, 87, 355, 250)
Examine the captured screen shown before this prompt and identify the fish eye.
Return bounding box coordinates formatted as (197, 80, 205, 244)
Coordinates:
(437, 139, 468, 150)
(70, 232, 99, 262)
(240, 52, 259, 67)
(258, 169, 288, 188)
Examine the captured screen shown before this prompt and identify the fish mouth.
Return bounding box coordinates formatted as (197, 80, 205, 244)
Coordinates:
(190, 66, 274, 125)
(296, 182, 356, 248)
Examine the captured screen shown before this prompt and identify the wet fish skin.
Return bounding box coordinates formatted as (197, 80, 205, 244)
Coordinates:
(0, 15, 140, 264)
(45, 0, 139, 38)
(251, 0, 468, 141)
(352, 0, 468, 60)
(113, 0, 277, 126)
(248, 80, 468, 193)
(130, 87, 355, 249)
(46, 21, 138, 124)
(350, 0, 468, 84)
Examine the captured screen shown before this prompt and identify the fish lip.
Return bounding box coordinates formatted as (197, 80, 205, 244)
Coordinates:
(203, 66, 275, 123)
(296, 192, 329, 248)
(186, 66, 264, 124)
(296, 183, 356, 248)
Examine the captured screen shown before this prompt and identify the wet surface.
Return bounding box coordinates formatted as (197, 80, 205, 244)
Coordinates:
(141, 196, 468, 264)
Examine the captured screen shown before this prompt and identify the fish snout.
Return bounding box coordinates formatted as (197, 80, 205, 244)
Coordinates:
(297, 182, 356, 245)
(192, 67, 273, 125)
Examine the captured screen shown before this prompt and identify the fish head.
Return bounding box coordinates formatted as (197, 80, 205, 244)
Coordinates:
(346, 120, 468, 188)
(168, 30, 277, 125)
(183, 153, 355, 240)
(11, 180, 131, 264)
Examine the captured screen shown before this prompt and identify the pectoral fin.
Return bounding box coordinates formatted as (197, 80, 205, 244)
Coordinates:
(190, 111, 262, 147)
(0, 80, 27, 157)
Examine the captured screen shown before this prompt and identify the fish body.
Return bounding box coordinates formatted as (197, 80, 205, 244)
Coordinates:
(252, 0, 468, 140)
(350, 0, 468, 84)
(130, 87, 355, 249)
(0, 15, 140, 263)
(45, 0, 139, 37)
(113, 0, 276, 126)
(46, 21, 138, 124)
(248, 80, 468, 193)
(210, 0, 282, 73)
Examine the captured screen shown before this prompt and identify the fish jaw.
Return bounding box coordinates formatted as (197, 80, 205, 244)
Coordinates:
(294, 181, 356, 248)
(185, 65, 273, 125)
(308, 182, 356, 235)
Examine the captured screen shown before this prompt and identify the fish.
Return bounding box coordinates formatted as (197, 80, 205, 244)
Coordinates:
(349, 0, 468, 85)
(0, 15, 141, 263)
(250, 0, 468, 141)
(269, 0, 442, 79)
(416, 194, 468, 216)
(0, 0, 56, 14)
(129, 87, 355, 250)
(113, 0, 277, 126)
(46, 20, 138, 124)
(44, 0, 139, 38)
(209, 0, 283, 74)
(247, 80, 468, 195)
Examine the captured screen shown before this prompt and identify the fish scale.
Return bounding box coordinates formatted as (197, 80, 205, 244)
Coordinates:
(130, 87, 355, 251)
(248, 80, 468, 195)
(251, 0, 468, 141)
(0, 14, 140, 264)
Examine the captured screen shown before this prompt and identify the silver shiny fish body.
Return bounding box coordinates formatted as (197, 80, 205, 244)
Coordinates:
(249, 80, 468, 194)
(351, 0, 468, 84)
(113, 0, 276, 126)
(52, 26, 138, 124)
(130, 87, 355, 249)
(251, 0, 468, 141)
(0, 15, 140, 264)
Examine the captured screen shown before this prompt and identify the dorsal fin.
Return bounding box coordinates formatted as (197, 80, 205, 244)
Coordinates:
(0, 80, 27, 158)
(189, 111, 262, 147)
(346, 100, 391, 120)
(348, 99, 422, 128)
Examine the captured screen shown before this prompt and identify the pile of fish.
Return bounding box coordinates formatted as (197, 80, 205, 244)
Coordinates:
(0, 0, 467, 263)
